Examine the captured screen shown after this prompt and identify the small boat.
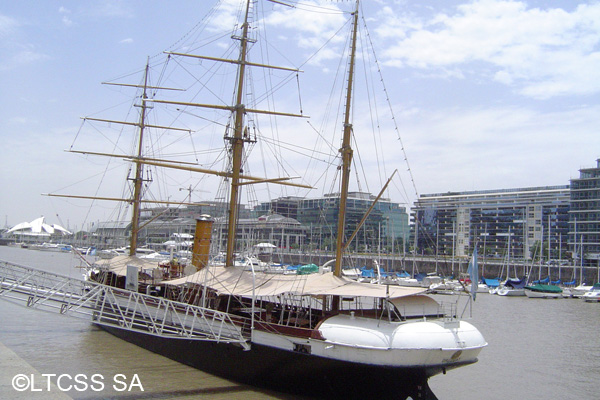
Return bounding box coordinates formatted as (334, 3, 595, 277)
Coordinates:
(581, 283, 600, 302)
(465, 281, 489, 294)
(524, 284, 563, 299)
(429, 279, 462, 295)
(31, 242, 71, 252)
(571, 283, 593, 298)
(484, 278, 500, 294)
(496, 278, 527, 296)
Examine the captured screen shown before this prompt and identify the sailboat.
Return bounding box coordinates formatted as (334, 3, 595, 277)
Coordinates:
(1, 2, 486, 399)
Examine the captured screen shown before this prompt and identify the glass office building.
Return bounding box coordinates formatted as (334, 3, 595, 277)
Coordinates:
(413, 186, 571, 261)
(570, 159, 600, 266)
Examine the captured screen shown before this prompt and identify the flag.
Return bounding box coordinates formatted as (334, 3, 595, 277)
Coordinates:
(467, 247, 479, 301)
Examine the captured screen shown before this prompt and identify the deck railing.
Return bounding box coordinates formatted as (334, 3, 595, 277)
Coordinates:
(0, 260, 250, 350)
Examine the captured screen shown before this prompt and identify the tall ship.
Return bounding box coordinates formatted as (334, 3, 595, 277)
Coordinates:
(0, 1, 486, 399)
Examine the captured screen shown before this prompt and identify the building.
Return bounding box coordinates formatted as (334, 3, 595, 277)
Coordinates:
(89, 221, 131, 248)
(91, 194, 409, 255)
(296, 192, 410, 253)
(252, 196, 302, 220)
(143, 201, 252, 222)
(569, 159, 600, 266)
(5, 216, 72, 245)
(139, 192, 411, 254)
(213, 213, 307, 252)
(137, 201, 249, 249)
(413, 186, 571, 261)
(137, 202, 306, 254)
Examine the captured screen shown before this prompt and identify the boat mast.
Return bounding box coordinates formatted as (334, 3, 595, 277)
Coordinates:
(129, 60, 151, 256)
(334, 1, 359, 277)
(225, 0, 252, 267)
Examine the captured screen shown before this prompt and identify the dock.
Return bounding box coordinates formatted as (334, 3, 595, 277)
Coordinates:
(0, 340, 72, 399)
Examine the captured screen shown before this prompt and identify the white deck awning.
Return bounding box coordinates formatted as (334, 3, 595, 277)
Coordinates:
(164, 266, 426, 299)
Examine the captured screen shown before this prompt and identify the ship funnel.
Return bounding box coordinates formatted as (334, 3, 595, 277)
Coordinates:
(192, 215, 213, 270)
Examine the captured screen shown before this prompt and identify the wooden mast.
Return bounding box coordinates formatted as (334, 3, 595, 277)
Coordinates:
(129, 60, 151, 256)
(334, 1, 359, 277)
(225, 0, 252, 268)
(65, 0, 305, 263)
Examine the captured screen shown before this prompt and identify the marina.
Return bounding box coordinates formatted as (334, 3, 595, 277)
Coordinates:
(1, 2, 487, 399)
(2, 1, 600, 399)
(1, 246, 598, 399)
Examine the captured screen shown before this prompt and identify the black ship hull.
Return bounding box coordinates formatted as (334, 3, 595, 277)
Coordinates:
(99, 324, 442, 400)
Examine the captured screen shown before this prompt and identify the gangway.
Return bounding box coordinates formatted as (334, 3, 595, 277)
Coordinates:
(0, 260, 251, 350)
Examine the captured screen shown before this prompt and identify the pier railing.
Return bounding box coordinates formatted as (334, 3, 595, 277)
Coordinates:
(0, 260, 250, 350)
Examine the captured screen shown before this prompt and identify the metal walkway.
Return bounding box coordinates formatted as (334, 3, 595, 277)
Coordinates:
(0, 260, 250, 350)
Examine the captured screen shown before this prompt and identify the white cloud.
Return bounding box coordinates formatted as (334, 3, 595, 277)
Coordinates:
(397, 103, 600, 194)
(8, 116, 28, 125)
(206, 0, 242, 32)
(377, 1, 600, 98)
(265, 1, 346, 37)
(0, 49, 49, 71)
(264, 1, 347, 65)
(0, 14, 50, 71)
(88, 2, 134, 19)
(0, 14, 19, 38)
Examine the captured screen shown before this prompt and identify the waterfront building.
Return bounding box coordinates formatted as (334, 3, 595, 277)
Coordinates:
(252, 196, 302, 220)
(137, 201, 251, 251)
(569, 159, 600, 267)
(413, 186, 571, 261)
(135, 201, 305, 254)
(5, 216, 72, 245)
(213, 213, 307, 253)
(296, 192, 410, 253)
(88, 194, 408, 255)
(89, 221, 131, 248)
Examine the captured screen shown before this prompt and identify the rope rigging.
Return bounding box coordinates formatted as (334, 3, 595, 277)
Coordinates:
(360, 12, 420, 203)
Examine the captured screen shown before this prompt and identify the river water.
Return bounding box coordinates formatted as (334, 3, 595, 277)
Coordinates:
(0, 246, 598, 399)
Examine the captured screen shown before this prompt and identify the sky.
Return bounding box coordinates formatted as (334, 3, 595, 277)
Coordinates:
(1, 0, 599, 232)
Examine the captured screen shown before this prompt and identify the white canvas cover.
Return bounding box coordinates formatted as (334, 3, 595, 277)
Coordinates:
(94, 255, 161, 276)
(255, 242, 276, 248)
(164, 266, 426, 299)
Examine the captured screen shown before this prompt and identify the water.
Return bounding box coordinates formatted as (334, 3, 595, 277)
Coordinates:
(428, 290, 600, 399)
(1, 246, 599, 399)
